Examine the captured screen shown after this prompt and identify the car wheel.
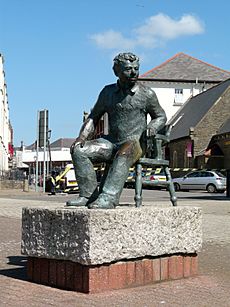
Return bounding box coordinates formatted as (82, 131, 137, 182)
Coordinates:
(174, 183, 180, 191)
(206, 184, 217, 193)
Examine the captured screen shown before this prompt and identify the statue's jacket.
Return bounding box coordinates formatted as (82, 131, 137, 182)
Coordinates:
(88, 82, 167, 145)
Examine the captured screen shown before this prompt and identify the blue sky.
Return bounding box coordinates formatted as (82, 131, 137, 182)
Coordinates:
(1, 0, 230, 146)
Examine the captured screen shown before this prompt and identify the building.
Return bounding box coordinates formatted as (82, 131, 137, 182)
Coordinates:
(140, 52, 230, 122)
(0, 54, 12, 175)
(205, 118, 230, 169)
(83, 111, 109, 139)
(15, 106, 109, 178)
(168, 78, 230, 170)
(16, 54, 230, 173)
(15, 138, 75, 175)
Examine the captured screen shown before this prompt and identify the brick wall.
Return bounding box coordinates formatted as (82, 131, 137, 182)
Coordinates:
(169, 137, 194, 169)
(0, 180, 23, 189)
(194, 87, 230, 157)
(27, 254, 198, 293)
(169, 87, 230, 169)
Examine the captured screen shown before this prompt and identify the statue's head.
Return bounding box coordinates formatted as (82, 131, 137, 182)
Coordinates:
(113, 52, 139, 87)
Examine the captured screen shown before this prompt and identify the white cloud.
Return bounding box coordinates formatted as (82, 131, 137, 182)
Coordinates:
(90, 13, 205, 50)
(90, 30, 135, 50)
(135, 14, 204, 46)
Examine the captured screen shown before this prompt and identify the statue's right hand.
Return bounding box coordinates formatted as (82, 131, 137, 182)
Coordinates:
(70, 137, 85, 154)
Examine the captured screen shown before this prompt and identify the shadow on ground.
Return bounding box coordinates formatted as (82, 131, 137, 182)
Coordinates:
(177, 194, 230, 201)
(0, 256, 27, 281)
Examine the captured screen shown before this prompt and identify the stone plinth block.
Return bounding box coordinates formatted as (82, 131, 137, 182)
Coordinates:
(21, 206, 202, 265)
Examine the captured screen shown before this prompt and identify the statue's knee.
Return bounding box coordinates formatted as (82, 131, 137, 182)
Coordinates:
(72, 145, 83, 158)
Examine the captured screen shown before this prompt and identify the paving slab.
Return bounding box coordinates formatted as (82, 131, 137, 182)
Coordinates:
(0, 190, 230, 306)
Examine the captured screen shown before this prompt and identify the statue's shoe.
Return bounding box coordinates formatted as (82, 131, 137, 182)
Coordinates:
(66, 196, 88, 207)
(88, 194, 116, 209)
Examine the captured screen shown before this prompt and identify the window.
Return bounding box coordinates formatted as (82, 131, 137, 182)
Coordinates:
(203, 172, 214, 177)
(187, 172, 199, 178)
(174, 88, 183, 105)
(175, 89, 183, 94)
(216, 171, 225, 178)
(184, 149, 189, 168)
(172, 151, 177, 168)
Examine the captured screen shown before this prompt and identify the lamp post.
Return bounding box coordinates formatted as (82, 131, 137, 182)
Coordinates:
(47, 129, 52, 176)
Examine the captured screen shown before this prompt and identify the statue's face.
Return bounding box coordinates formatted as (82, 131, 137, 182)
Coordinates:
(117, 60, 139, 86)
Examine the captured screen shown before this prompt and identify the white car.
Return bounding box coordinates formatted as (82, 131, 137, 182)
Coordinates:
(172, 170, 226, 193)
(142, 169, 167, 189)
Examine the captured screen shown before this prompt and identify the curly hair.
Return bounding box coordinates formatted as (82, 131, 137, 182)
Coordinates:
(113, 52, 139, 76)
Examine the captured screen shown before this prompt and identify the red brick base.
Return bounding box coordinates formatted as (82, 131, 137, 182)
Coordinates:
(27, 254, 198, 293)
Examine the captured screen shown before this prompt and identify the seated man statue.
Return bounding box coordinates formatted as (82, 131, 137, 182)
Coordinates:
(67, 52, 166, 209)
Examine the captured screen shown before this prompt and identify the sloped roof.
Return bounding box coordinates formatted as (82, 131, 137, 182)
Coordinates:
(25, 143, 36, 150)
(140, 52, 230, 82)
(217, 118, 230, 134)
(169, 78, 230, 141)
(50, 138, 75, 148)
(24, 138, 75, 150)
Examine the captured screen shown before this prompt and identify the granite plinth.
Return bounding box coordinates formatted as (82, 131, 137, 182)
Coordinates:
(21, 206, 202, 266)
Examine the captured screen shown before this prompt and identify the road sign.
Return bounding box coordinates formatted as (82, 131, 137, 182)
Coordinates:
(38, 110, 49, 147)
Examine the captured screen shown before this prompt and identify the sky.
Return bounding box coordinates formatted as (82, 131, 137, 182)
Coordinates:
(1, 0, 230, 146)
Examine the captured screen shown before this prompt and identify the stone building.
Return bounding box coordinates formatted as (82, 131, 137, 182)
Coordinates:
(0, 54, 12, 175)
(168, 78, 230, 170)
(80, 53, 230, 138)
(205, 118, 230, 169)
(140, 52, 230, 122)
(72, 54, 230, 172)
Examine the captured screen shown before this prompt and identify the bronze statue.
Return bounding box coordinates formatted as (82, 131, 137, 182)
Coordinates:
(67, 52, 166, 209)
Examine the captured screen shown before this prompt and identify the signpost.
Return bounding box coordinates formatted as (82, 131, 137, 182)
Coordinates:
(35, 109, 49, 192)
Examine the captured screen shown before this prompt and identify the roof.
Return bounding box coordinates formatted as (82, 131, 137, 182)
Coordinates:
(50, 138, 75, 148)
(25, 138, 75, 150)
(140, 52, 230, 82)
(169, 78, 230, 140)
(217, 118, 230, 134)
(25, 143, 36, 150)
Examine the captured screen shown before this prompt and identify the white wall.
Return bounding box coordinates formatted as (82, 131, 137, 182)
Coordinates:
(20, 148, 71, 164)
(0, 55, 10, 174)
(145, 81, 214, 122)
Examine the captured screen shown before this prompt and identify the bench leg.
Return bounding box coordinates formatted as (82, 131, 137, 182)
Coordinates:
(164, 166, 177, 206)
(135, 163, 142, 207)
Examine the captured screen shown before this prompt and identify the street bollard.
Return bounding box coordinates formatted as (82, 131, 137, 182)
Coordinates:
(226, 169, 230, 198)
(23, 179, 29, 192)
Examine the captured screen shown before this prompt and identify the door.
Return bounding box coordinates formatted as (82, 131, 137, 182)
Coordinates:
(180, 171, 201, 190)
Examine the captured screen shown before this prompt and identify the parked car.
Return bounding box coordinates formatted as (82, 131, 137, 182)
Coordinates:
(172, 170, 226, 193)
(142, 168, 167, 189)
(125, 170, 151, 188)
(125, 171, 135, 188)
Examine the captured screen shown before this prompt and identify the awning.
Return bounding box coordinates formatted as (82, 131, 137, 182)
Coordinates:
(17, 162, 29, 168)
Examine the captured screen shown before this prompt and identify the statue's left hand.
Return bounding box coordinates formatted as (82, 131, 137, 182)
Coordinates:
(70, 137, 85, 154)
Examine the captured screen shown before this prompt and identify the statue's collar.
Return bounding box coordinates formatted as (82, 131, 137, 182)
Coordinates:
(115, 81, 139, 94)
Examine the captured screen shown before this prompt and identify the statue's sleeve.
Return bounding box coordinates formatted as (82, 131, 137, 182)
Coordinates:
(78, 87, 107, 140)
(146, 88, 167, 134)
(88, 87, 107, 124)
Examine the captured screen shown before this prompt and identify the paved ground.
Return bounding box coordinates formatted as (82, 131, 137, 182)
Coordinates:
(0, 188, 230, 306)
